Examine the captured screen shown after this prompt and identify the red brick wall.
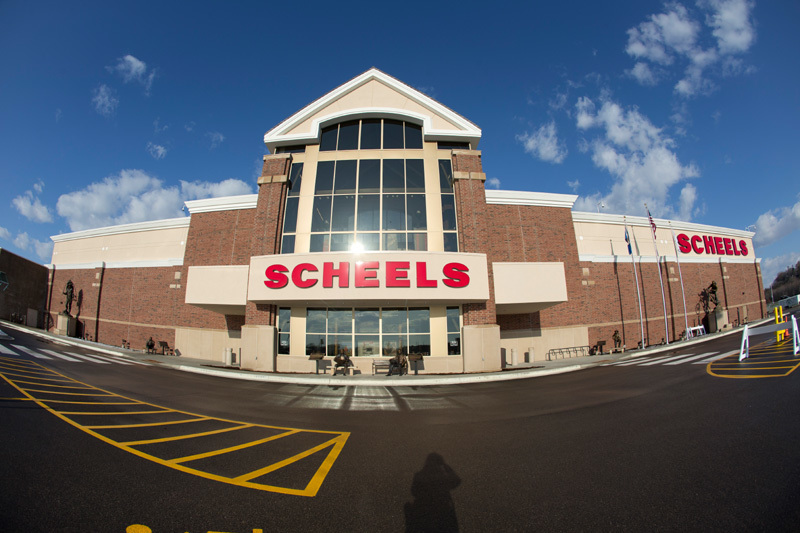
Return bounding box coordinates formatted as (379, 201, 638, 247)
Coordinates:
(451, 151, 497, 326)
(245, 155, 291, 326)
(183, 209, 255, 267)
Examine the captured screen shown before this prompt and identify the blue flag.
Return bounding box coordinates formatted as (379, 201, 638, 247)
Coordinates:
(624, 227, 632, 254)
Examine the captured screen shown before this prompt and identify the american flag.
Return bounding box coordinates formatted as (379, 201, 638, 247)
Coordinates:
(647, 207, 657, 240)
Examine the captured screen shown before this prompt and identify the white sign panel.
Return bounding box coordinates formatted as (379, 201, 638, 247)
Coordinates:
(248, 252, 489, 305)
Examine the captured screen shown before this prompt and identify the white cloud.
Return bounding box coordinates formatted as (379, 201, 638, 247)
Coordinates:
(207, 131, 225, 149)
(567, 179, 580, 192)
(752, 196, 800, 248)
(12, 189, 53, 223)
(0, 226, 10, 240)
(625, 1, 756, 96)
(704, 0, 756, 54)
(55, 108, 62, 122)
(56, 169, 254, 232)
(573, 96, 699, 218)
(627, 62, 659, 86)
(107, 54, 155, 94)
(33, 180, 44, 194)
(185, 121, 196, 133)
(154, 118, 168, 134)
(92, 84, 118, 117)
(11, 232, 53, 262)
(486, 177, 501, 189)
(626, 4, 699, 65)
(517, 121, 567, 164)
(147, 142, 167, 160)
(761, 252, 800, 289)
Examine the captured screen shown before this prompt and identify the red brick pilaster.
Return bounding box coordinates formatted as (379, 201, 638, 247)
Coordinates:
(245, 154, 291, 326)
(451, 150, 497, 326)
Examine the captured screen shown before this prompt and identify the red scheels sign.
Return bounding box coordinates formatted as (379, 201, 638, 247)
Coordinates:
(676, 233, 749, 257)
(247, 252, 490, 305)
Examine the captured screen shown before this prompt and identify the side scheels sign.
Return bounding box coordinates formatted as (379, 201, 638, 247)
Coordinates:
(676, 233, 749, 257)
(247, 252, 490, 304)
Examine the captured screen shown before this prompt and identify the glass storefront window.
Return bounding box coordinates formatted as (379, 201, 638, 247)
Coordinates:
(447, 306, 461, 355)
(303, 308, 432, 356)
(278, 308, 291, 355)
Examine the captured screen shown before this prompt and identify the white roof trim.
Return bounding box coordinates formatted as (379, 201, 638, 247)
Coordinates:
(51, 217, 190, 243)
(264, 68, 481, 151)
(185, 194, 258, 214)
(571, 211, 755, 239)
(485, 190, 578, 209)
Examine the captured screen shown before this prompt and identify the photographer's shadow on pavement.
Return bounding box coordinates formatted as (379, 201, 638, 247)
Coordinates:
(404, 452, 461, 532)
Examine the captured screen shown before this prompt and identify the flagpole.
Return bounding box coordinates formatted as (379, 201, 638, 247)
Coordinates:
(625, 216, 646, 348)
(669, 222, 690, 339)
(646, 204, 670, 345)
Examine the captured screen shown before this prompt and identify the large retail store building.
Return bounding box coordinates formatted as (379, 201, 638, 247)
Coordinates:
(46, 69, 766, 374)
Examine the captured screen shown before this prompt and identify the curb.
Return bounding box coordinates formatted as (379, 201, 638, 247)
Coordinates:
(173, 362, 590, 387)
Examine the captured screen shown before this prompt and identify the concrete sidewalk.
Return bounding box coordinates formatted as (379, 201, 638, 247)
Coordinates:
(0, 319, 755, 387)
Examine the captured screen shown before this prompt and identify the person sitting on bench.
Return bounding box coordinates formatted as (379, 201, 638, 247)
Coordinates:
(387, 352, 407, 376)
(146, 337, 155, 354)
(333, 353, 352, 375)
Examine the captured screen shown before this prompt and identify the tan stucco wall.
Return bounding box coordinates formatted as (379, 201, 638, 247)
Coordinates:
(51, 224, 188, 266)
(573, 216, 755, 261)
(500, 325, 590, 362)
(185, 265, 248, 314)
(174, 326, 242, 364)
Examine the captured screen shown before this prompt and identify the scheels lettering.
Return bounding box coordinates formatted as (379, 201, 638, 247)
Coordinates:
(676, 234, 749, 256)
(264, 261, 470, 289)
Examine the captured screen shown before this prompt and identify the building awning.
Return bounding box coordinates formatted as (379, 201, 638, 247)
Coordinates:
(185, 265, 249, 315)
(493, 262, 568, 315)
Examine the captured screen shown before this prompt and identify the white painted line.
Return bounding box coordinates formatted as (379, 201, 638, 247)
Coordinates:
(13, 345, 52, 360)
(65, 352, 110, 364)
(692, 350, 739, 364)
(616, 355, 675, 366)
(0, 344, 19, 356)
(664, 352, 717, 365)
(84, 353, 133, 365)
(38, 349, 82, 362)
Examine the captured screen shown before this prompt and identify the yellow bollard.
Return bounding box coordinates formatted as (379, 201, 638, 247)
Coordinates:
(776, 306, 786, 342)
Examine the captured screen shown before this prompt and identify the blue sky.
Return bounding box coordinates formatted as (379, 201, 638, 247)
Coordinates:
(1, 0, 798, 287)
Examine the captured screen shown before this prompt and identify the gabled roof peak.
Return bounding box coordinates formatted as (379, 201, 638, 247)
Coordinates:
(264, 68, 481, 151)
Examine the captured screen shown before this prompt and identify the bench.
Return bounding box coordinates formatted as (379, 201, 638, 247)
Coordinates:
(332, 364, 354, 376)
(372, 360, 392, 375)
(374, 358, 409, 376)
(158, 341, 173, 355)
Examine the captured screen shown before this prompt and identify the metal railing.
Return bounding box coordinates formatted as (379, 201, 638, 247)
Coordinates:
(546, 345, 592, 361)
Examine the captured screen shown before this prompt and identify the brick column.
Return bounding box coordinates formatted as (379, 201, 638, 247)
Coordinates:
(451, 150, 497, 327)
(245, 153, 291, 327)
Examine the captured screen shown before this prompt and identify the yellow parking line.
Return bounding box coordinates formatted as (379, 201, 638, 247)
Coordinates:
(121, 424, 254, 446)
(0, 397, 37, 401)
(38, 400, 141, 405)
(85, 417, 211, 429)
(11, 379, 94, 389)
(19, 389, 115, 396)
(1, 360, 350, 497)
(169, 429, 300, 464)
(59, 409, 171, 416)
(3, 372, 73, 383)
